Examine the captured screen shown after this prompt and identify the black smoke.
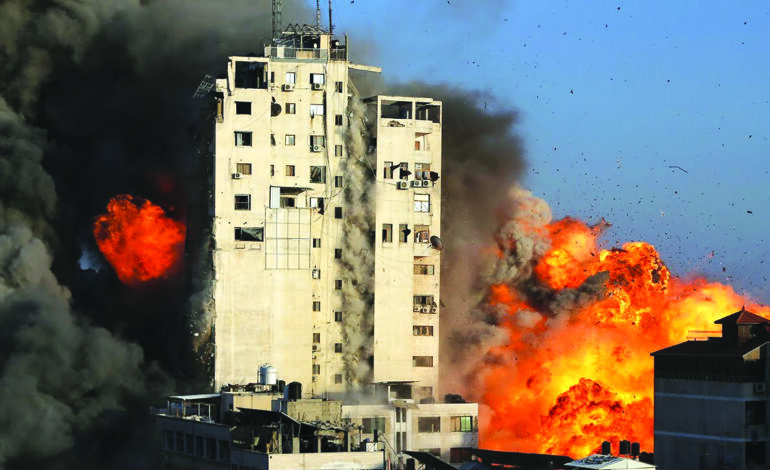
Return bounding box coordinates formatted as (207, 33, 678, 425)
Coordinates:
(0, 0, 310, 468)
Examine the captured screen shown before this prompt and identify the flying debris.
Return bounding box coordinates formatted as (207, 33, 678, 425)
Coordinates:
(669, 165, 689, 173)
(430, 235, 443, 251)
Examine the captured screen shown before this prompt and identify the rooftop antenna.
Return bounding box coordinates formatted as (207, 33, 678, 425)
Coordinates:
(272, 0, 282, 43)
(328, 0, 333, 34)
(315, 0, 322, 29)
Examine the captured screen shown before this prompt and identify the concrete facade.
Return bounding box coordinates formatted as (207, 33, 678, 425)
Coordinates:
(210, 28, 442, 399)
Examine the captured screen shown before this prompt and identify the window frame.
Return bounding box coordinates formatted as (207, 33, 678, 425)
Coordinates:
(234, 194, 251, 211)
(234, 131, 253, 147)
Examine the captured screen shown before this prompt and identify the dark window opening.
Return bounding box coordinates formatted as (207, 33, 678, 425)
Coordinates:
(234, 131, 252, 146)
(335, 114, 343, 126)
(335, 311, 342, 322)
(234, 227, 264, 241)
(235, 101, 252, 115)
(335, 81, 343, 93)
(417, 416, 440, 433)
(335, 343, 342, 353)
(746, 400, 766, 425)
(362, 417, 386, 434)
(234, 195, 251, 210)
(334, 207, 342, 219)
(310, 166, 326, 184)
(234, 61, 267, 89)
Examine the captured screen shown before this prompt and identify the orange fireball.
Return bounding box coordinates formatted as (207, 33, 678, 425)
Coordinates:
(477, 212, 770, 457)
(93, 194, 185, 285)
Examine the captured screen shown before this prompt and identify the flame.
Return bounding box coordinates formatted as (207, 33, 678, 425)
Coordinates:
(92, 195, 185, 285)
(478, 205, 770, 457)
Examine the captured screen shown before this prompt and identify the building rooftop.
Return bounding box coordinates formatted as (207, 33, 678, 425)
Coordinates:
(566, 454, 656, 469)
(714, 307, 770, 325)
(651, 334, 769, 357)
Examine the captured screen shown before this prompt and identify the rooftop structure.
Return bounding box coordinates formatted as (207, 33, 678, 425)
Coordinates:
(565, 454, 656, 469)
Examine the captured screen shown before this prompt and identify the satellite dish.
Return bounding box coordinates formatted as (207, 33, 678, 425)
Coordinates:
(430, 236, 443, 251)
(271, 103, 282, 116)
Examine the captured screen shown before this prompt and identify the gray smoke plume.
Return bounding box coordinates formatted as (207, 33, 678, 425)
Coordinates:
(339, 95, 376, 386)
(0, 0, 315, 468)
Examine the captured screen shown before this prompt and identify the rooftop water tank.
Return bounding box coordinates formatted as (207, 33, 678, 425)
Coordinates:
(259, 364, 278, 385)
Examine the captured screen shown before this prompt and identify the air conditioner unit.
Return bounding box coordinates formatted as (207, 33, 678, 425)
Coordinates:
(431, 306, 438, 313)
(282, 83, 295, 91)
(754, 383, 767, 394)
(311, 145, 322, 152)
(411, 180, 421, 188)
(232, 173, 242, 179)
(420, 306, 429, 313)
(397, 181, 408, 190)
(413, 305, 421, 312)
(312, 345, 318, 352)
(421, 180, 431, 187)
(312, 83, 323, 90)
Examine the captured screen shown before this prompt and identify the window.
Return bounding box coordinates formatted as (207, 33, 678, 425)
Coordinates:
(310, 166, 326, 183)
(195, 436, 204, 457)
(310, 73, 325, 84)
(334, 207, 342, 219)
(334, 374, 343, 384)
(234, 195, 251, 210)
(450, 416, 476, 432)
(270, 71, 275, 83)
(310, 135, 326, 149)
(415, 225, 430, 243)
(270, 164, 275, 176)
(396, 431, 406, 453)
(286, 102, 296, 114)
(413, 355, 434, 367)
(334, 175, 343, 188)
(234, 227, 264, 242)
(417, 416, 440, 433)
(270, 134, 276, 146)
(335, 248, 342, 259)
(335, 279, 342, 290)
(335, 81, 343, 92)
(279, 195, 295, 208)
(414, 193, 430, 212)
(451, 448, 472, 463)
(396, 408, 406, 423)
(313, 332, 320, 343)
(285, 165, 295, 176)
(747, 442, 766, 465)
(383, 161, 393, 179)
(218, 440, 230, 462)
(313, 301, 321, 312)
(415, 163, 431, 180)
(335, 311, 342, 322)
(234, 131, 252, 146)
(382, 224, 393, 243)
(746, 401, 766, 425)
(285, 134, 295, 146)
(362, 417, 386, 434)
(413, 325, 434, 336)
(414, 264, 435, 275)
(335, 144, 343, 157)
(335, 114, 343, 126)
(206, 437, 217, 459)
(413, 295, 435, 311)
(310, 197, 325, 211)
(334, 343, 342, 353)
(236, 163, 252, 175)
(285, 72, 296, 84)
(399, 162, 409, 180)
(235, 101, 252, 115)
(310, 104, 325, 116)
(399, 224, 409, 243)
(313, 364, 320, 375)
(313, 238, 321, 248)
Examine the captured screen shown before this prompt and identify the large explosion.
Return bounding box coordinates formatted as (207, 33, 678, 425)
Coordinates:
(472, 188, 770, 457)
(93, 195, 186, 285)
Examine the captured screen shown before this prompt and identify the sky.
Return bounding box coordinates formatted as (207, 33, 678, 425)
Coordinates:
(329, 0, 770, 304)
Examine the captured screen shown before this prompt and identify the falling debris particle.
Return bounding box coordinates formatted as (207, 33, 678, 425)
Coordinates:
(669, 165, 688, 173)
(570, 89, 574, 94)
(617, 6, 621, 10)
(659, 210, 665, 217)
(747, 210, 753, 214)
(722, 267, 727, 272)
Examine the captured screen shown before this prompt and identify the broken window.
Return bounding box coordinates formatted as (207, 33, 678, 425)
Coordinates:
(285, 165, 295, 176)
(414, 264, 435, 275)
(335, 114, 343, 126)
(234, 61, 266, 89)
(334, 343, 342, 353)
(383, 161, 393, 179)
(310, 166, 326, 184)
(235, 101, 252, 115)
(234, 195, 251, 210)
(234, 131, 252, 146)
(236, 163, 252, 175)
(335, 81, 343, 93)
(285, 72, 296, 84)
(416, 102, 441, 123)
(414, 225, 430, 243)
(334, 248, 342, 259)
(450, 416, 476, 432)
(285, 134, 295, 146)
(234, 227, 264, 242)
(286, 103, 296, 114)
(310, 73, 325, 85)
(362, 417, 386, 434)
(382, 224, 393, 243)
(334, 207, 342, 219)
(312, 238, 321, 248)
(313, 302, 321, 313)
(399, 224, 410, 243)
(310, 104, 324, 117)
(313, 364, 320, 375)
(417, 416, 440, 433)
(414, 193, 430, 212)
(334, 175, 343, 188)
(310, 197, 324, 210)
(335, 144, 343, 157)
(413, 325, 434, 336)
(334, 279, 342, 290)
(335, 311, 342, 322)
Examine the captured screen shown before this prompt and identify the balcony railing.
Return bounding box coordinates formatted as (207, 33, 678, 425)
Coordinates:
(265, 47, 347, 61)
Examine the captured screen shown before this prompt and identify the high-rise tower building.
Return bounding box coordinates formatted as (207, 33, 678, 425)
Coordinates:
(209, 24, 443, 401)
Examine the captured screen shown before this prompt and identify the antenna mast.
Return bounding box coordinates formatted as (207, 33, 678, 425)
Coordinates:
(328, 0, 333, 34)
(315, 0, 322, 29)
(272, 0, 282, 43)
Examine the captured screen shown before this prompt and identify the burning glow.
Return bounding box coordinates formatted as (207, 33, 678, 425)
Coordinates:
(478, 206, 770, 457)
(93, 195, 185, 285)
